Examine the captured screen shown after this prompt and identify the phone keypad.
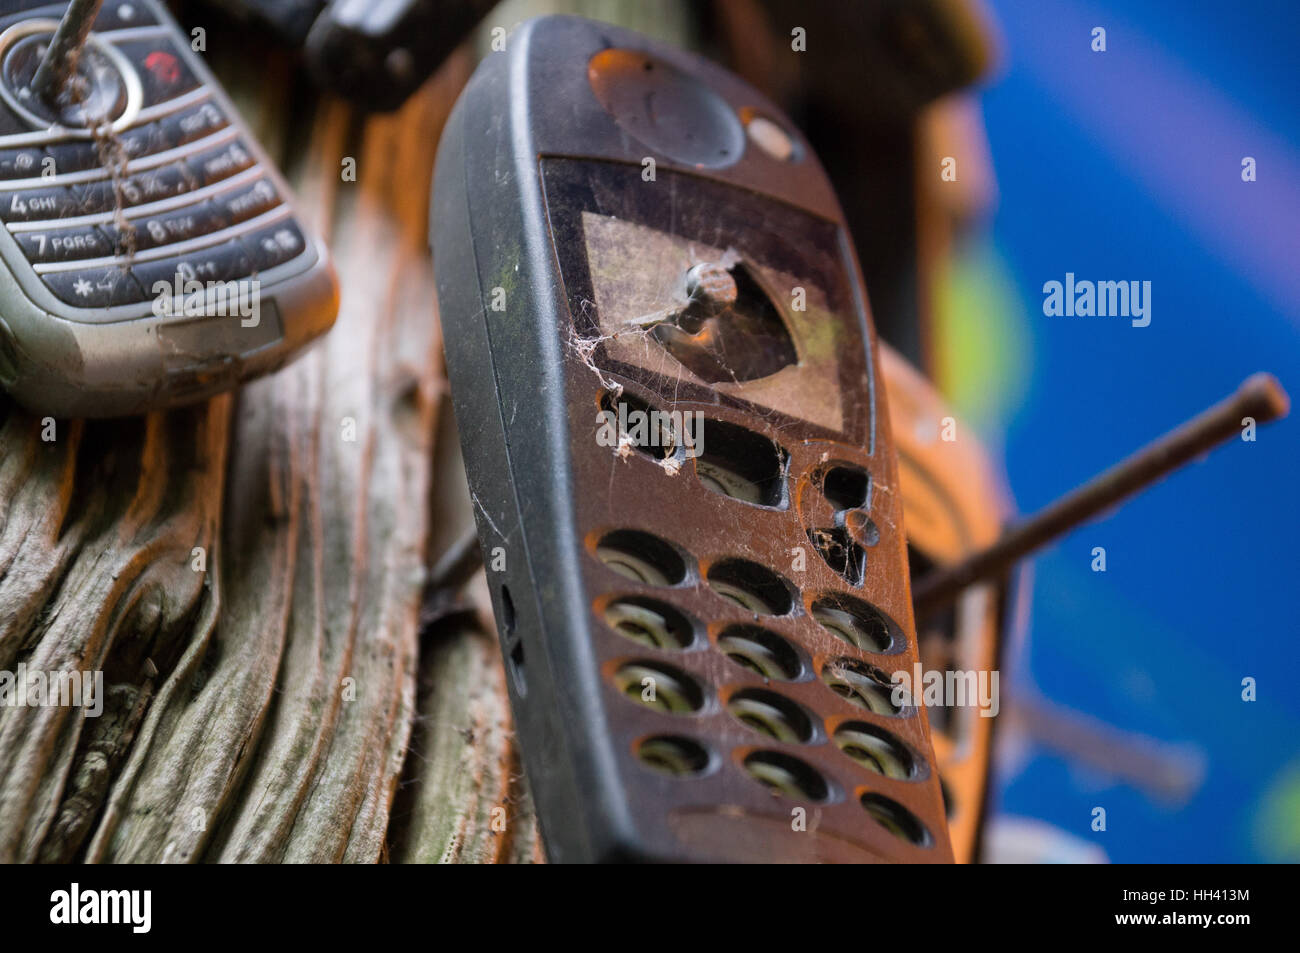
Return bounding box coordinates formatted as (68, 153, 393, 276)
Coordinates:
(0, 12, 309, 311)
(575, 388, 946, 859)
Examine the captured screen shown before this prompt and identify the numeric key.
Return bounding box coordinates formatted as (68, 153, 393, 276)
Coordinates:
(186, 141, 257, 187)
(17, 226, 113, 263)
(214, 178, 280, 225)
(133, 240, 254, 292)
(166, 102, 228, 146)
(0, 187, 78, 222)
(104, 200, 229, 253)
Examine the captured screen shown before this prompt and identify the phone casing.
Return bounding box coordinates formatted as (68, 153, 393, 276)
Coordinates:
(433, 15, 953, 863)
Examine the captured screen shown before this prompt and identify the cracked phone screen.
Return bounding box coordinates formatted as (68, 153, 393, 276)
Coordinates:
(540, 157, 871, 444)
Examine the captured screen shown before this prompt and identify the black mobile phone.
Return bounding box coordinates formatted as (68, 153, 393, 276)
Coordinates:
(432, 15, 953, 863)
(210, 0, 496, 111)
(0, 0, 336, 417)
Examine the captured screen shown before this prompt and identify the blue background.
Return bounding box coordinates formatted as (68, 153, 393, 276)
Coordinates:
(968, 0, 1300, 861)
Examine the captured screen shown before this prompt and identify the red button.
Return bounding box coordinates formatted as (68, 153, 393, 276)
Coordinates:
(144, 51, 181, 87)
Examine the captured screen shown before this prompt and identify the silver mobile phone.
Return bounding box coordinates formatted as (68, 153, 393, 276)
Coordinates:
(0, 0, 336, 417)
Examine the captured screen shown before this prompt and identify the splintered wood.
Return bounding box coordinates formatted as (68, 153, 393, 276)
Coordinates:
(0, 46, 539, 864)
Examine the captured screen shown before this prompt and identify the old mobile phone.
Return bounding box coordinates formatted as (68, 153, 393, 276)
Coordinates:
(433, 15, 953, 863)
(210, 0, 495, 111)
(0, 0, 337, 418)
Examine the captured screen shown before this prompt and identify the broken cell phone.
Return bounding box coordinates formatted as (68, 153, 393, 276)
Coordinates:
(433, 15, 953, 863)
(0, 0, 337, 418)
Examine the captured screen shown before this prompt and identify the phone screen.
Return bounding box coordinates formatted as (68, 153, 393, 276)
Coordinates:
(540, 157, 874, 449)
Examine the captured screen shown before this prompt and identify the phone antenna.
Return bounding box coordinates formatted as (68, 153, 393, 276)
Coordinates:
(32, 0, 105, 104)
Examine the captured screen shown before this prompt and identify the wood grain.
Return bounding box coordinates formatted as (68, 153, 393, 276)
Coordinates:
(0, 37, 540, 863)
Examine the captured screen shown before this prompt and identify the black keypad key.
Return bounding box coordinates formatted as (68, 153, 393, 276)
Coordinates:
(17, 226, 113, 263)
(73, 164, 195, 213)
(94, 0, 161, 30)
(45, 122, 175, 176)
(66, 180, 117, 216)
(105, 200, 229, 253)
(0, 145, 44, 179)
(0, 104, 29, 138)
(133, 241, 254, 293)
(0, 187, 79, 222)
(117, 120, 180, 162)
(166, 102, 229, 146)
(186, 140, 257, 187)
(214, 178, 280, 225)
(113, 39, 202, 108)
(43, 265, 147, 308)
(242, 220, 306, 271)
(120, 164, 197, 206)
(43, 141, 104, 176)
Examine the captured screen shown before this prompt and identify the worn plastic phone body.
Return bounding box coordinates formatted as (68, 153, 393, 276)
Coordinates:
(433, 15, 953, 863)
(880, 341, 1010, 863)
(0, 0, 337, 417)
